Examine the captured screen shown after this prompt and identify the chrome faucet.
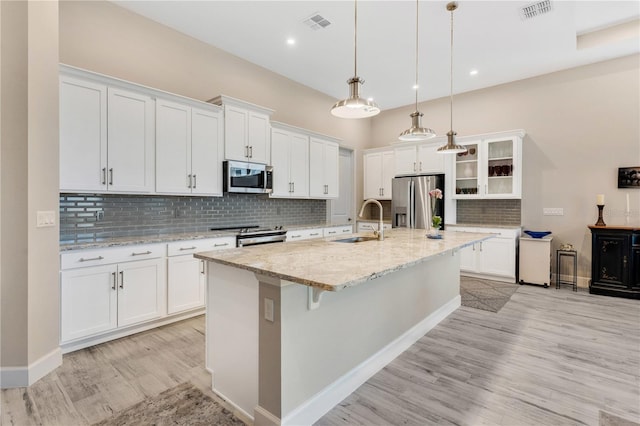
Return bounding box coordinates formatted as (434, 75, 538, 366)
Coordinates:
(359, 199, 385, 241)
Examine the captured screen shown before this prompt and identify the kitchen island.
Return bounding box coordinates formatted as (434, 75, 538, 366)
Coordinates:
(195, 228, 493, 426)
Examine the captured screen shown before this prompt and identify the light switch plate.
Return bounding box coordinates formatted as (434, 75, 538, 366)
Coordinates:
(36, 211, 56, 227)
(543, 208, 564, 216)
(264, 298, 274, 322)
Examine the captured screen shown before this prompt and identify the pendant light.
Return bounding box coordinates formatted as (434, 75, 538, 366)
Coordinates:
(437, 2, 468, 154)
(331, 0, 380, 119)
(399, 0, 435, 141)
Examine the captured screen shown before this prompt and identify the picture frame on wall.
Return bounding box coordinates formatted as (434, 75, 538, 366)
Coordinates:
(618, 167, 640, 188)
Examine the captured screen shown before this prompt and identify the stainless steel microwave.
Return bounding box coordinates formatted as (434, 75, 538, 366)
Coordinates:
(223, 160, 273, 194)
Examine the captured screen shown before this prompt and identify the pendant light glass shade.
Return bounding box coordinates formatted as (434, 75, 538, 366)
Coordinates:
(399, 0, 435, 141)
(331, 0, 380, 119)
(437, 2, 468, 154)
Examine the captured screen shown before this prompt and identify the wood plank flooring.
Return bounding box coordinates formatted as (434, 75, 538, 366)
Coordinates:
(317, 286, 640, 426)
(2, 286, 639, 426)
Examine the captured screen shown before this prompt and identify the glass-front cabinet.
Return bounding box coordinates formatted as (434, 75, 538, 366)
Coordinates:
(452, 130, 524, 199)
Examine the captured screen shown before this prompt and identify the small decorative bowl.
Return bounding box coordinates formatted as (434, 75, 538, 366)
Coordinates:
(524, 230, 552, 238)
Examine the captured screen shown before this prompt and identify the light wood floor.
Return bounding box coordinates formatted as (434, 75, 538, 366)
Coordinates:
(2, 286, 639, 426)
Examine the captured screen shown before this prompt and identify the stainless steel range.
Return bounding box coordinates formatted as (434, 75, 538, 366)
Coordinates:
(210, 225, 287, 247)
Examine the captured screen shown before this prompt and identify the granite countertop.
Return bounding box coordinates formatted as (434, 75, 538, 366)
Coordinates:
(195, 228, 494, 292)
(59, 222, 355, 251)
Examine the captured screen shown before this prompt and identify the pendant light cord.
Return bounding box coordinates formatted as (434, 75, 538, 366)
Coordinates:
(415, 0, 419, 110)
(354, 0, 358, 77)
(449, 4, 454, 131)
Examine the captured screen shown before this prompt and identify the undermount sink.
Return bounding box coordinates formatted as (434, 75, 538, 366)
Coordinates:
(334, 236, 379, 243)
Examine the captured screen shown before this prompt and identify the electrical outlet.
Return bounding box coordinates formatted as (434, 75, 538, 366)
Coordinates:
(36, 211, 56, 227)
(264, 298, 274, 322)
(543, 208, 564, 216)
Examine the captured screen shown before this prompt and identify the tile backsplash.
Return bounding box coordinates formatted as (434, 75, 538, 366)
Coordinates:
(60, 193, 326, 243)
(456, 199, 521, 226)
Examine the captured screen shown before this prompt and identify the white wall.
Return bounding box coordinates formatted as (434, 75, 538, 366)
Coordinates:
(369, 55, 640, 279)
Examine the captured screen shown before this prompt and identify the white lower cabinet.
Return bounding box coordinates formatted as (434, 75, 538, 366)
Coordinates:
(323, 225, 353, 237)
(453, 226, 520, 282)
(60, 252, 165, 344)
(166, 236, 235, 315)
(286, 228, 324, 242)
(357, 221, 392, 233)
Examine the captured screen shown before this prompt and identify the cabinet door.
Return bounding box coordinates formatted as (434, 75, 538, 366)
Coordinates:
(364, 153, 383, 199)
(290, 133, 309, 197)
(592, 233, 629, 288)
(247, 111, 270, 164)
(60, 265, 118, 342)
(167, 256, 205, 314)
(107, 88, 155, 193)
(224, 105, 249, 161)
(191, 107, 223, 196)
(380, 151, 395, 199)
(484, 137, 517, 198)
(459, 244, 478, 273)
(631, 247, 640, 290)
(60, 76, 108, 192)
(417, 143, 444, 174)
(324, 142, 339, 198)
(394, 146, 417, 176)
(479, 238, 515, 279)
(452, 141, 481, 198)
(155, 99, 191, 194)
(270, 128, 292, 197)
(308, 138, 326, 198)
(117, 258, 165, 327)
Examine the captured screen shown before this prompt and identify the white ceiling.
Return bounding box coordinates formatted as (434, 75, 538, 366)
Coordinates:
(112, 0, 639, 111)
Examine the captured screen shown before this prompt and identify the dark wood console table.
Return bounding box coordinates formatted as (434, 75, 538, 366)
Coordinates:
(588, 224, 640, 299)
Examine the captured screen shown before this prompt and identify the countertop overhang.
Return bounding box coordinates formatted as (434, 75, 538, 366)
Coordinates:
(195, 228, 494, 292)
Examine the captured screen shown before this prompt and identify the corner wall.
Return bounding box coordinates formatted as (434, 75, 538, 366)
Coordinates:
(370, 55, 640, 279)
(0, 0, 61, 387)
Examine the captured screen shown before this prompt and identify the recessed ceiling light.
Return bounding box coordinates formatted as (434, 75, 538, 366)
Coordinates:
(286, 38, 296, 46)
(367, 97, 374, 102)
(469, 69, 478, 76)
(412, 84, 419, 90)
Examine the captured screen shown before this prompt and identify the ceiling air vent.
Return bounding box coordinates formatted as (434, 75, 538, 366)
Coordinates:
(520, 0, 553, 20)
(303, 13, 332, 30)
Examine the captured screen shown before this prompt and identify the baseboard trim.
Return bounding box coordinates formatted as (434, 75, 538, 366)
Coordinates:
(254, 405, 281, 426)
(1, 347, 62, 389)
(461, 271, 516, 283)
(211, 385, 255, 423)
(281, 295, 461, 426)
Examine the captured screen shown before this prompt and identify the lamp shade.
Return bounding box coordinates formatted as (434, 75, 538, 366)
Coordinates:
(331, 77, 380, 119)
(399, 111, 435, 141)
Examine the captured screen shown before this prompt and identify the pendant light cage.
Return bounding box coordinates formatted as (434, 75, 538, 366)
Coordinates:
(437, 1, 467, 154)
(399, 0, 435, 141)
(331, 0, 380, 119)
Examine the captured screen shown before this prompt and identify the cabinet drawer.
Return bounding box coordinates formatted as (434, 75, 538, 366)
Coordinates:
(450, 226, 520, 239)
(286, 228, 324, 242)
(61, 243, 165, 270)
(167, 236, 236, 256)
(357, 222, 392, 233)
(324, 225, 353, 237)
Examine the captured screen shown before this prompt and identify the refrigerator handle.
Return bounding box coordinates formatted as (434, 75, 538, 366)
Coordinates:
(409, 180, 414, 228)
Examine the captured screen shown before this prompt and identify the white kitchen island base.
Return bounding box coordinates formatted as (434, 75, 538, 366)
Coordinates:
(204, 247, 463, 425)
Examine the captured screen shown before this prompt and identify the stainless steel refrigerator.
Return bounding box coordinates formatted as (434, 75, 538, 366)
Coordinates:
(392, 174, 445, 230)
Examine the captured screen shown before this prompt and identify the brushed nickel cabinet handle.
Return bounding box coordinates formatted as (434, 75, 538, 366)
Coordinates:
(214, 243, 229, 247)
(413, 162, 417, 172)
(200, 260, 205, 275)
(109, 168, 113, 185)
(119, 270, 124, 289)
(111, 272, 116, 290)
(193, 174, 197, 189)
(244, 146, 248, 158)
(419, 161, 422, 171)
(291, 235, 301, 239)
(292, 182, 295, 193)
(131, 250, 152, 256)
(310, 233, 320, 236)
(179, 246, 197, 251)
(188, 174, 192, 188)
(79, 256, 104, 262)
(249, 146, 253, 158)
(328, 231, 336, 235)
(102, 168, 107, 185)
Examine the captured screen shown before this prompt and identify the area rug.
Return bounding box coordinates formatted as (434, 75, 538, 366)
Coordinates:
(460, 276, 519, 313)
(93, 382, 245, 426)
(600, 411, 640, 426)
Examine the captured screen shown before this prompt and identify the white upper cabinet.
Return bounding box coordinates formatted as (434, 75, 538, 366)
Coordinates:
(60, 68, 155, 194)
(60, 76, 108, 192)
(106, 88, 155, 193)
(209, 95, 274, 164)
(309, 137, 339, 199)
(270, 123, 309, 198)
(364, 149, 394, 200)
(156, 99, 223, 196)
(451, 130, 524, 199)
(394, 140, 445, 176)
